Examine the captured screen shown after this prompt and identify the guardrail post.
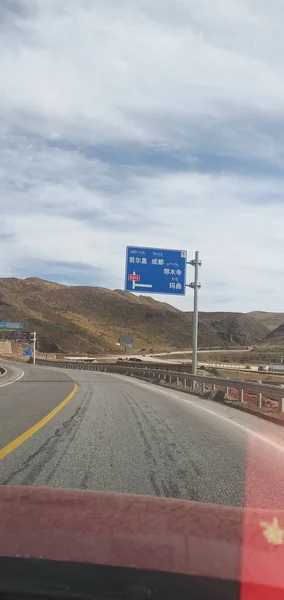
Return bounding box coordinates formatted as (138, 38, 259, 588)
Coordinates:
(258, 392, 262, 408)
(169, 375, 172, 383)
(176, 376, 180, 386)
(202, 382, 206, 392)
(239, 389, 244, 403)
(183, 378, 187, 388)
(225, 386, 229, 395)
(280, 398, 284, 413)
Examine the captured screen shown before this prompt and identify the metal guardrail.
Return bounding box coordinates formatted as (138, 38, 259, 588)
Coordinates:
(36, 359, 284, 412)
(199, 363, 245, 369)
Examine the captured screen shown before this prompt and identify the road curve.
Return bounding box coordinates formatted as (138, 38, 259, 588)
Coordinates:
(1, 364, 284, 509)
(0, 362, 74, 449)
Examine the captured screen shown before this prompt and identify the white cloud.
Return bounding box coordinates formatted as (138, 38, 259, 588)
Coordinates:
(0, 0, 284, 312)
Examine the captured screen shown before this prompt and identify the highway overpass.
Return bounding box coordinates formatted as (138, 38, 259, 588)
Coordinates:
(0, 361, 283, 508)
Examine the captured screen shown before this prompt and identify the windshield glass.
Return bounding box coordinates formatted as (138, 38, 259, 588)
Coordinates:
(0, 1, 284, 597)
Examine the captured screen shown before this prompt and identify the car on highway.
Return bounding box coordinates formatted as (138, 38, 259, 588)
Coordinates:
(128, 357, 142, 362)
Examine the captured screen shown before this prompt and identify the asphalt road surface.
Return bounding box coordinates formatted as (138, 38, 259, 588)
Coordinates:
(1, 362, 284, 509)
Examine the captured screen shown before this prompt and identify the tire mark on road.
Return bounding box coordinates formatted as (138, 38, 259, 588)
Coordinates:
(118, 386, 203, 501)
(79, 385, 113, 490)
(0, 384, 92, 486)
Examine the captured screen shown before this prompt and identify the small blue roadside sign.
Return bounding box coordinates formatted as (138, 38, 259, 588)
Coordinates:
(23, 349, 32, 357)
(125, 246, 187, 295)
(0, 321, 24, 330)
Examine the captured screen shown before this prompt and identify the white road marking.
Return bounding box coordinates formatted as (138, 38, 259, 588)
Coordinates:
(0, 369, 25, 388)
(180, 396, 284, 454)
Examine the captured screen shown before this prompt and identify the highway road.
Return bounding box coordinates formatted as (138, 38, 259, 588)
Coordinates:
(1, 361, 284, 509)
(151, 348, 253, 356)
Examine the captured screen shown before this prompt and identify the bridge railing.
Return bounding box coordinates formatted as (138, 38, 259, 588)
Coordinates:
(35, 359, 284, 412)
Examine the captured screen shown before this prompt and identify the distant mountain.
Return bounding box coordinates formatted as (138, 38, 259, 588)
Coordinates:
(0, 278, 270, 353)
(199, 312, 268, 346)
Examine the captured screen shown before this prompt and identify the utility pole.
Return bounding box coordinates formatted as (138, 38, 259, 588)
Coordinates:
(187, 251, 202, 376)
(30, 331, 37, 365)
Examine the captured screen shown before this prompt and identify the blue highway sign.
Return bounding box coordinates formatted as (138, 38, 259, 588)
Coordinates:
(125, 246, 187, 295)
(0, 321, 24, 330)
(23, 349, 32, 357)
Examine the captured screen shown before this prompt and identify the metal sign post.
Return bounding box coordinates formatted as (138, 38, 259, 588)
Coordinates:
(30, 332, 37, 365)
(125, 245, 201, 377)
(187, 251, 202, 376)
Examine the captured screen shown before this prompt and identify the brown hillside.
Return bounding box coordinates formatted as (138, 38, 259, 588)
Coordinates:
(0, 278, 269, 353)
(199, 312, 268, 346)
(248, 311, 284, 332)
(256, 323, 284, 348)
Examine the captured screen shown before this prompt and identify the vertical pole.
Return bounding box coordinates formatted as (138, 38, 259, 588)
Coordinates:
(33, 331, 36, 365)
(186, 251, 202, 377)
(192, 251, 200, 376)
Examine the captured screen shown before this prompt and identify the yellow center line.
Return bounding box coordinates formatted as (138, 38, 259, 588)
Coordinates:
(0, 377, 79, 461)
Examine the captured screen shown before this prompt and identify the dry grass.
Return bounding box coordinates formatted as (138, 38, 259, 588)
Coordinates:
(0, 277, 275, 353)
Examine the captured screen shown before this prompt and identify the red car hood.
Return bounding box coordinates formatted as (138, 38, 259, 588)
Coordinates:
(0, 485, 284, 590)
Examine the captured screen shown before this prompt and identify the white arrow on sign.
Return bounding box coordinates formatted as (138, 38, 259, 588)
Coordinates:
(134, 282, 153, 289)
(130, 271, 153, 290)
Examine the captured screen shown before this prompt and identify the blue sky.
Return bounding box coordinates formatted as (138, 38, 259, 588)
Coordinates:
(1, 0, 284, 311)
